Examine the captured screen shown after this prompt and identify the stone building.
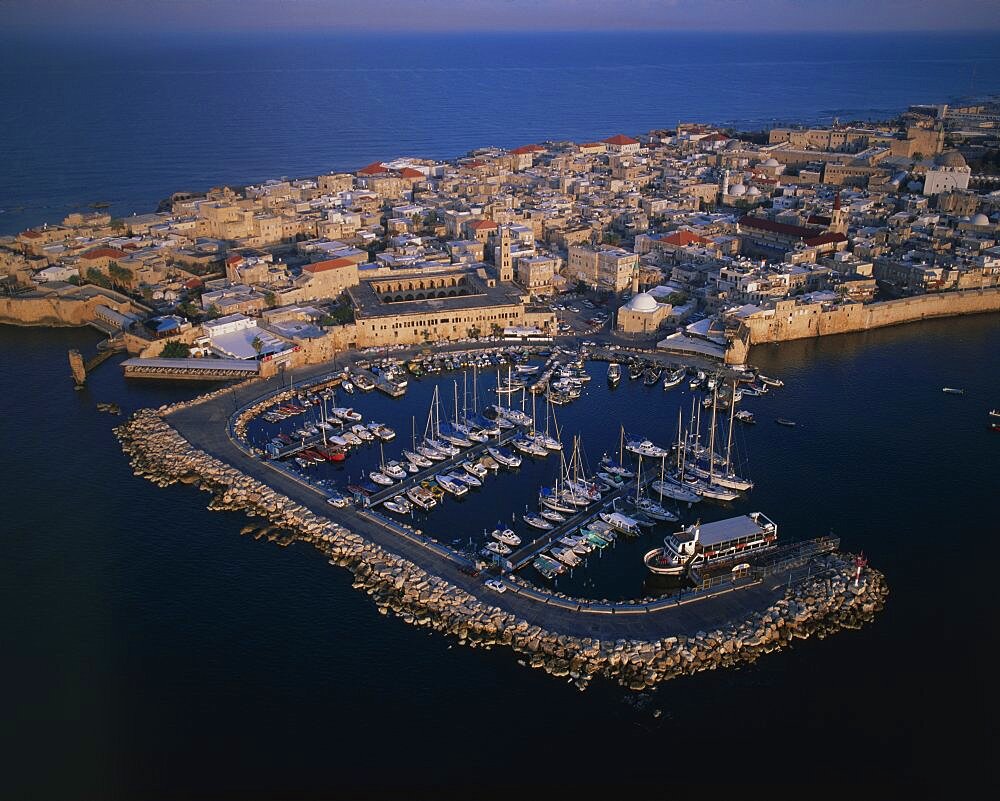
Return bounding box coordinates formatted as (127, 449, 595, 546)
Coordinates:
(616, 291, 672, 334)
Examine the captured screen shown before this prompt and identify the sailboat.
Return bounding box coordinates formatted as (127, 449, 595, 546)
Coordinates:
(685, 380, 753, 492)
(625, 453, 679, 522)
(651, 408, 701, 504)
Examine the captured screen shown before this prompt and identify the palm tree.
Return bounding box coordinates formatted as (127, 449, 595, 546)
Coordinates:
(251, 336, 264, 358)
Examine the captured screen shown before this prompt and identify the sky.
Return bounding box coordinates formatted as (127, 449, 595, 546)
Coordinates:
(2, 0, 999, 34)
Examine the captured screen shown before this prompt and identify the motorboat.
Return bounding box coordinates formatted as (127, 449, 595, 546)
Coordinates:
(351, 423, 375, 442)
(368, 422, 396, 441)
(435, 474, 468, 496)
(758, 374, 784, 388)
(625, 439, 670, 459)
(383, 497, 411, 515)
(775, 418, 797, 427)
(491, 528, 521, 547)
(942, 387, 964, 395)
(599, 511, 642, 536)
(332, 407, 363, 422)
(406, 485, 437, 510)
(342, 381, 354, 394)
(461, 460, 488, 479)
(342, 431, 363, 447)
(483, 541, 512, 556)
(448, 470, 481, 488)
(735, 410, 755, 424)
(382, 461, 408, 480)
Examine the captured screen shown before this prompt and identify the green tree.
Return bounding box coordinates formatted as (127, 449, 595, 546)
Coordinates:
(602, 231, 621, 246)
(251, 336, 264, 358)
(108, 261, 131, 288)
(263, 290, 276, 308)
(205, 304, 222, 320)
(574, 279, 588, 294)
(161, 340, 191, 358)
(84, 267, 111, 289)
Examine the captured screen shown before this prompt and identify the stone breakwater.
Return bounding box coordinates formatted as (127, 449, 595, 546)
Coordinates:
(115, 406, 888, 691)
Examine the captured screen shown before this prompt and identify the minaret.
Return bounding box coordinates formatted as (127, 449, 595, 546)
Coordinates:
(631, 268, 640, 295)
(721, 169, 730, 202)
(497, 224, 513, 282)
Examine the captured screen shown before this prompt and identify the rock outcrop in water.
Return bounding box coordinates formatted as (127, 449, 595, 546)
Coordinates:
(115, 405, 888, 691)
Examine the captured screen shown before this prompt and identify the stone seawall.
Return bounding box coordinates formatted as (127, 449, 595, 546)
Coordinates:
(115, 401, 888, 691)
(0, 296, 94, 327)
(727, 288, 1000, 363)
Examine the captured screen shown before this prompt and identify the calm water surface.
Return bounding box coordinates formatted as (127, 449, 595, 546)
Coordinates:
(2, 31, 1000, 233)
(1, 314, 997, 797)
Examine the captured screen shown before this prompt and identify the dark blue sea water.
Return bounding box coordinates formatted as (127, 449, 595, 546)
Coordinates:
(2, 31, 1000, 235)
(1, 313, 998, 798)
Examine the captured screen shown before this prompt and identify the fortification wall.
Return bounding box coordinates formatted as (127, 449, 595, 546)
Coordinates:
(730, 289, 1000, 359)
(0, 296, 95, 327)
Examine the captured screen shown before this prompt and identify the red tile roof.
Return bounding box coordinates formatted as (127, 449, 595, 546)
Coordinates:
(398, 167, 424, 179)
(81, 247, 127, 260)
(226, 254, 244, 265)
(580, 142, 604, 148)
(184, 277, 203, 290)
(510, 145, 544, 155)
(739, 215, 846, 247)
(662, 230, 709, 247)
(357, 162, 389, 176)
(303, 257, 356, 274)
(469, 220, 498, 230)
(21, 230, 42, 239)
(602, 134, 639, 146)
(701, 132, 729, 143)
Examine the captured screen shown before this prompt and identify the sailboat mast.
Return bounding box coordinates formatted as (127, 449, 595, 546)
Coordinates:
(619, 424, 624, 464)
(635, 454, 641, 502)
(454, 380, 459, 426)
(725, 378, 736, 474)
(708, 384, 718, 485)
(676, 407, 682, 472)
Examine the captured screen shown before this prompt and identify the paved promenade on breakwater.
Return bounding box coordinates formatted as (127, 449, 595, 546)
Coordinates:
(160, 354, 883, 643)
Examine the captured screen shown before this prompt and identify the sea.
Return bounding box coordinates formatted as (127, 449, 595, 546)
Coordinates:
(2, 30, 1000, 798)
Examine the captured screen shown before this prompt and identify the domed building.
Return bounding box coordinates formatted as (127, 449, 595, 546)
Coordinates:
(923, 149, 971, 197)
(616, 291, 672, 335)
(971, 212, 991, 227)
(729, 183, 748, 197)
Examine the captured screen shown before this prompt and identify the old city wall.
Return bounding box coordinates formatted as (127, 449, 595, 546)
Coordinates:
(0, 295, 98, 327)
(727, 289, 1000, 362)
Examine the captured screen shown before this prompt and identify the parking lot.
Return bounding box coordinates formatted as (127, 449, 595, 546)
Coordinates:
(548, 293, 611, 336)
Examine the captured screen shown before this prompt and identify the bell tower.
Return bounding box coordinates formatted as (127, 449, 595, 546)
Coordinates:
(497, 224, 514, 282)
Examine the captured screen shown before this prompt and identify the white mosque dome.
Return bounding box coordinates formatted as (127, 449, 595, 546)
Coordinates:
(971, 213, 990, 226)
(625, 292, 659, 312)
(729, 183, 747, 196)
(747, 186, 762, 196)
(762, 158, 780, 167)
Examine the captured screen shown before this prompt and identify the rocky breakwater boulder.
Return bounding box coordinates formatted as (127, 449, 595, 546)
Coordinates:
(115, 406, 889, 693)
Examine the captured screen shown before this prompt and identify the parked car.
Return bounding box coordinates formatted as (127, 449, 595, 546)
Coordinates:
(484, 579, 506, 593)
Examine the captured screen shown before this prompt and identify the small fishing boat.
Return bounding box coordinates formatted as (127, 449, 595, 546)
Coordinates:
(607, 362, 622, 387)
(383, 498, 410, 515)
(342, 381, 354, 394)
(406, 485, 436, 510)
(942, 387, 964, 395)
(351, 423, 375, 442)
(758, 374, 784, 388)
(775, 418, 797, 427)
(662, 366, 686, 390)
(990, 409, 1000, 419)
(735, 410, 756, 424)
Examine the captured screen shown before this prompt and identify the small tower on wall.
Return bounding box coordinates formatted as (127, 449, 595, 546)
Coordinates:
(497, 224, 514, 282)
